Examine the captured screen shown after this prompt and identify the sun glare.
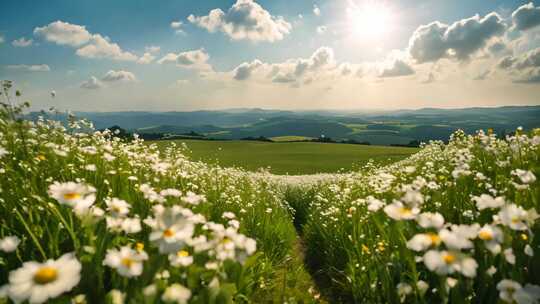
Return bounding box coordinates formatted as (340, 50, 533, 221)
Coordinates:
(348, 2, 393, 40)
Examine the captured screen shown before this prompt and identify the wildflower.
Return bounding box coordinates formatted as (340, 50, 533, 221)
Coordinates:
(366, 196, 385, 212)
(478, 224, 503, 254)
(423, 250, 478, 278)
(105, 198, 131, 217)
(160, 188, 182, 197)
(497, 280, 540, 304)
(169, 250, 194, 267)
(397, 283, 412, 303)
(0, 236, 20, 252)
(181, 191, 205, 205)
(512, 169, 536, 184)
(439, 224, 479, 250)
(417, 212, 445, 229)
(48, 182, 96, 214)
(84, 164, 96, 171)
(407, 233, 441, 251)
(504, 248, 516, 265)
(498, 204, 538, 231)
(7, 253, 81, 304)
(384, 200, 419, 220)
(525, 245, 534, 257)
(104, 246, 148, 277)
(162, 283, 191, 304)
(120, 217, 142, 234)
(145, 206, 195, 253)
(473, 194, 505, 210)
(107, 290, 125, 304)
(417, 280, 429, 295)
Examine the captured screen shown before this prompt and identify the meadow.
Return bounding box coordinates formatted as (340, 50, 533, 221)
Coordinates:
(152, 139, 418, 175)
(1, 84, 540, 303)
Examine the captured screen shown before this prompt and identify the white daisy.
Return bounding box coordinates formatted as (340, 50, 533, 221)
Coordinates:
(168, 250, 194, 267)
(383, 200, 419, 220)
(417, 212, 445, 229)
(161, 283, 191, 304)
(48, 182, 96, 214)
(478, 224, 503, 254)
(145, 206, 195, 253)
(103, 246, 148, 277)
(105, 198, 131, 217)
(0, 236, 20, 252)
(423, 250, 478, 278)
(497, 280, 540, 304)
(473, 194, 505, 210)
(7, 253, 81, 304)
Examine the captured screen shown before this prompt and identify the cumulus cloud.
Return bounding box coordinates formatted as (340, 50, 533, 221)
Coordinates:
(34, 20, 137, 61)
(6, 64, 50, 72)
(187, 0, 291, 42)
(313, 5, 321, 16)
(316, 25, 327, 35)
(379, 59, 415, 78)
(233, 60, 263, 80)
(498, 47, 540, 70)
(513, 68, 540, 83)
(473, 70, 491, 80)
(408, 12, 506, 63)
(76, 35, 137, 61)
(81, 70, 136, 89)
(137, 52, 156, 64)
(157, 48, 211, 70)
(12, 37, 33, 47)
(511, 2, 540, 32)
(101, 70, 137, 82)
(80, 76, 103, 89)
(34, 21, 92, 47)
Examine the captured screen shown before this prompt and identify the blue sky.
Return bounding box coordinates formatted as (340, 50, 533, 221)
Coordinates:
(1, 0, 540, 111)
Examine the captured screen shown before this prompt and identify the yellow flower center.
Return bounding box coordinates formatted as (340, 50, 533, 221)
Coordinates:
(221, 237, 232, 245)
(33, 266, 58, 284)
(521, 233, 528, 241)
(121, 258, 133, 268)
(37, 155, 46, 161)
(427, 233, 441, 245)
(443, 253, 456, 264)
(361, 244, 371, 254)
(163, 229, 174, 238)
(136, 242, 144, 252)
(399, 207, 412, 216)
(177, 250, 189, 257)
(63, 192, 81, 200)
(478, 231, 493, 241)
(511, 217, 520, 224)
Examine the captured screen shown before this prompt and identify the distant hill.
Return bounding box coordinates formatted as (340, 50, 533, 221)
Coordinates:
(25, 105, 540, 145)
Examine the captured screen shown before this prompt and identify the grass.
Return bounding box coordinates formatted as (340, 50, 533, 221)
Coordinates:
(151, 139, 419, 175)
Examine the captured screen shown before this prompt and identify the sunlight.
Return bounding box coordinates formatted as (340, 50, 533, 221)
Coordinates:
(348, 1, 393, 40)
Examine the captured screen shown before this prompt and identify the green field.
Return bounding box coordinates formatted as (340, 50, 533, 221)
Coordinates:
(153, 139, 419, 174)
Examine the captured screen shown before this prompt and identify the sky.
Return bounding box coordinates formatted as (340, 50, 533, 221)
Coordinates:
(1, 0, 540, 111)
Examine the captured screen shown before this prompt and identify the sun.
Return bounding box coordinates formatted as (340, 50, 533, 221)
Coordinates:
(348, 2, 393, 40)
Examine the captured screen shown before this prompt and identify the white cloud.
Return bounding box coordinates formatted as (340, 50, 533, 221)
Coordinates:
(102, 70, 137, 82)
(316, 25, 327, 35)
(187, 0, 291, 42)
(12, 37, 33, 47)
(80, 76, 103, 89)
(6, 64, 50, 72)
(34, 20, 137, 62)
(408, 12, 506, 63)
(379, 59, 415, 78)
(497, 47, 540, 83)
(34, 20, 92, 47)
(157, 48, 211, 70)
(233, 60, 263, 80)
(76, 34, 137, 61)
(145, 46, 160, 54)
(511, 2, 540, 32)
(81, 70, 136, 89)
(313, 5, 321, 16)
(137, 52, 156, 64)
(170, 21, 185, 34)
